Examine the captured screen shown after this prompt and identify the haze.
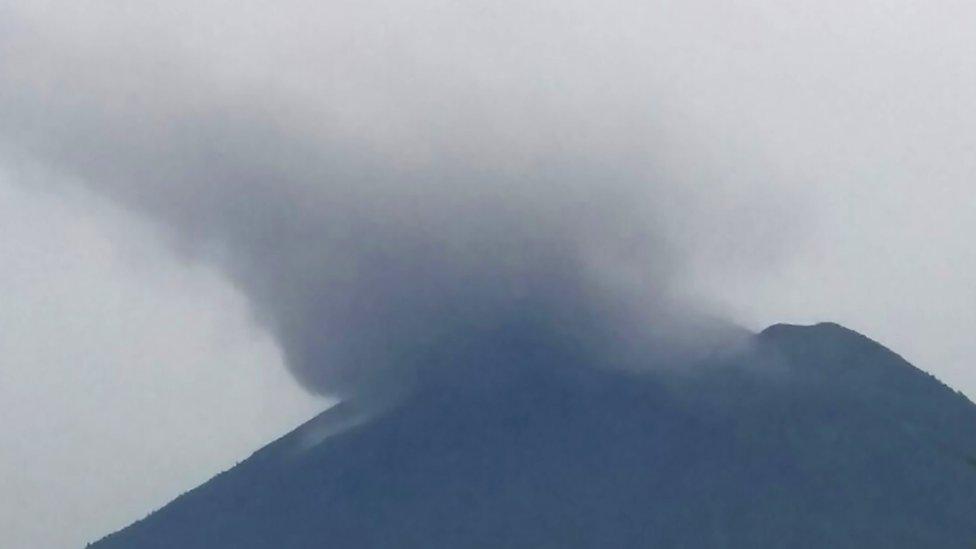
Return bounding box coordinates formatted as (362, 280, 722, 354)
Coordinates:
(1, 1, 974, 547)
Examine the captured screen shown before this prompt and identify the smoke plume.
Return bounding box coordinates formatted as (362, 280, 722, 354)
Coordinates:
(0, 1, 790, 400)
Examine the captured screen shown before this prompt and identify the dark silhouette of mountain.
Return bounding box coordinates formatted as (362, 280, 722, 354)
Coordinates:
(90, 323, 976, 548)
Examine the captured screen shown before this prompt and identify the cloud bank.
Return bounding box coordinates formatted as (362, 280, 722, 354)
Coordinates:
(0, 1, 795, 399)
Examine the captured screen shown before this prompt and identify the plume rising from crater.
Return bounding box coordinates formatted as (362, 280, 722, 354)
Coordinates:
(0, 1, 795, 399)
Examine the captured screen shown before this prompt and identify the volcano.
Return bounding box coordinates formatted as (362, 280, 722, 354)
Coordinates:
(90, 323, 976, 548)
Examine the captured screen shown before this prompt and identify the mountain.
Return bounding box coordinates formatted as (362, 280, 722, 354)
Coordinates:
(90, 323, 976, 548)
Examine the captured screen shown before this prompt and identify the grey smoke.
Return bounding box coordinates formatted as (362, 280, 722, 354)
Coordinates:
(0, 1, 794, 399)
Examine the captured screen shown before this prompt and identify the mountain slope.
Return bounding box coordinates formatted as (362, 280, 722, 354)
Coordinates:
(90, 323, 976, 548)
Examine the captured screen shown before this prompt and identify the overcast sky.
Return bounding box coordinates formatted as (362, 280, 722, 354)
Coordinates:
(2, 2, 975, 548)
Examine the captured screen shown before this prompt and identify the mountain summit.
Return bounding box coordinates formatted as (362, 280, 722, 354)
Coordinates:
(91, 323, 976, 548)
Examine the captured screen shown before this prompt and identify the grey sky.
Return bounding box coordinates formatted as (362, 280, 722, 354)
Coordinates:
(1, 1, 975, 548)
(0, 178, 327, 548)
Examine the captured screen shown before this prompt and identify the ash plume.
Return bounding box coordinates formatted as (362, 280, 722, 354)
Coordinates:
(0, 1, 790, 400)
